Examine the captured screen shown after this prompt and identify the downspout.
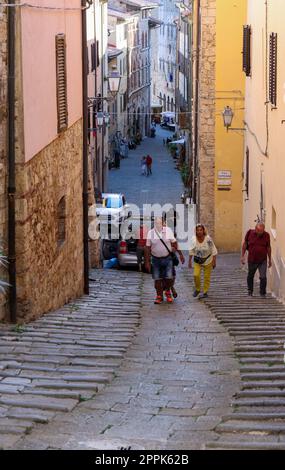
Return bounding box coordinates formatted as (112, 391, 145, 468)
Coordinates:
(101, 2, 105, 192)
(82, 0, 90, 295)
(7, 0, 17, 322)
(193, 0, 201, 210)
(94, 1, 98, 194)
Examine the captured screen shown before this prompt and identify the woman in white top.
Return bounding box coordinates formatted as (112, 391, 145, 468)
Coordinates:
(188, 224, 218, 299)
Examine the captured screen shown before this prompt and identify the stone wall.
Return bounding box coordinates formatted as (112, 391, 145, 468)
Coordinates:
(15, 120, 85, 321)
(0, 8, 8, 320)
(195, 0, 216, 237)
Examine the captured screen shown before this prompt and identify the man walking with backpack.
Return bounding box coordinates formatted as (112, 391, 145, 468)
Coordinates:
(241, 222, 272, 297)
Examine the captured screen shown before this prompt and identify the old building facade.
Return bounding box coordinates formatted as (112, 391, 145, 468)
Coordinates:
(107, 2, 130, 156)
(0, 6, 8, 319)
(151, 0, 178, 114)
(243, 0, 285, 301)
(87, 0, 109, 194)
(0, 1, 87, 321)
(191, 0, 246, 251)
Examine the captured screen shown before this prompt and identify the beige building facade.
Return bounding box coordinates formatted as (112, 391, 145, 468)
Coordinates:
(243, 0, 285, 301)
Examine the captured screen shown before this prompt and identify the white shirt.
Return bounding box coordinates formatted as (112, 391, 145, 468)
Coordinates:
(189, 235, 218, 266)
(146, 227, 176, 258)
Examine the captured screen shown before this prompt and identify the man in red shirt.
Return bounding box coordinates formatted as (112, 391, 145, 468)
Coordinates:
(135, 220, 149, 272)
(241, 223, 272, 297)
(146, 155, 152, 176)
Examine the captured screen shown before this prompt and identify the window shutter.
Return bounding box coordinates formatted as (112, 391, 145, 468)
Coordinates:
(269, 32, 277, 107)
(55, 34, 68, 133)
(242, 25, 251, 76)
(96, 40, 100, 67)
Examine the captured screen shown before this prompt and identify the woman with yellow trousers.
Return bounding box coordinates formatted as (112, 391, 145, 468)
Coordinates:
(188, 224, 218, 299)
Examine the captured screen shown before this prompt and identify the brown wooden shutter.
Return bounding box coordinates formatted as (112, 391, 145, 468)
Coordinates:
(56, 34, 68, 133)
(269, 32, 277, 107)
(242, 25, 251, 76)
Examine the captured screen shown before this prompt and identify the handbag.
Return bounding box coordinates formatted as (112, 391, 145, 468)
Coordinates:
(193, 254, 211, 265)
(155, 230, 179, 266)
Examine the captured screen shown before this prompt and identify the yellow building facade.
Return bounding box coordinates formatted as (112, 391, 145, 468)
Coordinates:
(191, 0, 247, 252)
(215, 0, 247, 251)
(243, 0, 285, 301)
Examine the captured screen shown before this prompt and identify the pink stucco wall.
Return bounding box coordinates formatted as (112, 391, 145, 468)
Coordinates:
(20, 0, 83, 162)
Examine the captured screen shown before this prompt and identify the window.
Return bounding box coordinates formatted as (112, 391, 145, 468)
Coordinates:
(242, 25, 251, 76)
(91, 43, 96, 72)
(269, 32, 278, 107)
(56, 34, 68, 133)
(96, 41, 100, 67)
(57, 196, 66, 248)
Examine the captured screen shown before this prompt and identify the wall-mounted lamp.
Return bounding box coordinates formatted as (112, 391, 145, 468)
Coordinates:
(222, 106, 246, 132)
(108, 66, 121, 98)
(96, 112, 104, 129)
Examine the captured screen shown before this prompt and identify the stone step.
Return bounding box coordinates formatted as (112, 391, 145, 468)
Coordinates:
(29, 380, 100, 391)
(0, 424, 31, 435)
(0, 394, 79, 412)
(240, 366, 285, 373)
(241, 372, 285, 380)
(206, 441, 285, 450)
(234, 398, 285, 407)
(224, 412, 285, 421)
(242, 381, 285, 389)
(239, 358, 285, 364)
(6, 407, 55, 423)
(236, 390, 285, 398)
(216, 420, 285, 434)
(236, 345, 284, 353)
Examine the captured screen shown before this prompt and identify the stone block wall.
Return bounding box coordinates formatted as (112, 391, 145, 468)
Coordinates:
(0, 8, 8, 320)
(15, 120, 85, 321)
(196, 0, 216, 238)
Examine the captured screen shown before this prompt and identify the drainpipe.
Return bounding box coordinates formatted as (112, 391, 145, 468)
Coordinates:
(82, 0, 90, 295)
(7, 0, 17, 323)
(101, 2, 105, 192)
(193, 0, 201, 211)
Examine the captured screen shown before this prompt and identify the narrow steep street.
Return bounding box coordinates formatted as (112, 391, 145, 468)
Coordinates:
(1, 131, 285, 450)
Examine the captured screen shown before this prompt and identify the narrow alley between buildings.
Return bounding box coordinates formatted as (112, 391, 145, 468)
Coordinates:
(1, 131, 285, 450)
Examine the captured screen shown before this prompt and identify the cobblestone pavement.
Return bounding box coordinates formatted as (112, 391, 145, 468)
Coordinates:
(108, 127, 184, 207)
(10, 265, 240, 450)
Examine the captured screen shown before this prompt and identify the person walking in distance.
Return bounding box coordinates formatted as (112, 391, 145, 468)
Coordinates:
(141, 156, 147, 176)
(241, 222, 272, 297)
(144, 217, 179, 304)
(146, 154, 153, 176)
(135, 218, 149, 272)
(188, 224, 218, 299)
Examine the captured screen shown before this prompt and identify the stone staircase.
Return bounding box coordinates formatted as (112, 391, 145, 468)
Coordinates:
(0, 269, 142, 449)
(193, 256, 285, 449)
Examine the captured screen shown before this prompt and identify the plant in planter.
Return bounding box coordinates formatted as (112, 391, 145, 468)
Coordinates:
(168, 143, 177, 158)
(180, 163, 191, 188)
